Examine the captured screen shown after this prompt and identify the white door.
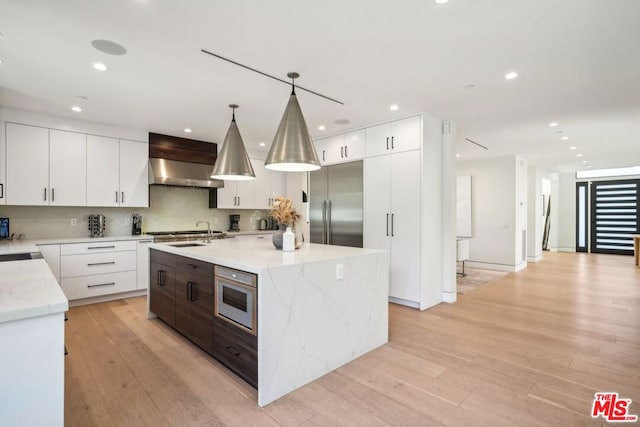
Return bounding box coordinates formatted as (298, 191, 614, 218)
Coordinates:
(363, 155, 391, 253)
(391, 116, 421, 153)
(216, 182, 237, 209)
(252, 159, 271, 209)
(364, 122, 391, 158)
(6, 123, 49, 205)
(49, 130, 87, 206)
(325, 134, 345, 164)
(87, 135, 120, 207)
(389, 150, 421, 302)
(343, 130, 365, 161)
(119, 139, 149, 207)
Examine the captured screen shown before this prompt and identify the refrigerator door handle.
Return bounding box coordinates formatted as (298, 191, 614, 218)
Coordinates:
(386, 213, 389, 236)
(322, 200, 327, 244)
(327, 200, 332, 245)
(391, 213, 395, 237)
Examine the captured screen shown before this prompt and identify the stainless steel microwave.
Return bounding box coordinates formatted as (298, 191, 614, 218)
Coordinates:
(214, 266, 257, 335)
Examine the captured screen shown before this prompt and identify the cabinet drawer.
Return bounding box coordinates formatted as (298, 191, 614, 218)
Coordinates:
(176, 255, 213, 275)
(61, 251, 136, 278)
(61, 240, 137, 255)
(150, 248, 178, 267)
(212, 317, 257, 388)
(61, 271, 137, 300)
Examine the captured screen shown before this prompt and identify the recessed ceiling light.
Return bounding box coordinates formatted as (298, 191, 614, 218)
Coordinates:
(576, 153, 584, 158)
(71, 106, 82, 112)
(93, 62, 108, 71)
(259, 142, 266, 147)
(390, 104, 399, 111)
(548, 122, 559, 127)
(318, 125, 326, 131)
(586, 165, 592, 168)
(456, 154, 460, 158)
(464, 84, 476, 89)
(505, 71, 518, 80)
(561, 136, 569, 141)
(0, 58, 3, 65)
(569, 146, 577, 150)
(434, 0, 450, 4)
(184, 128, 192, 133)
(582, 160, 588, 164)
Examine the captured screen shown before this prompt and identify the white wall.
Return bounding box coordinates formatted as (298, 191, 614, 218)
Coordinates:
(557, 172, 577, 252)
(527, 166, 543, 262)
(456, 155, 523, 271)
(514, 156, 528, 270)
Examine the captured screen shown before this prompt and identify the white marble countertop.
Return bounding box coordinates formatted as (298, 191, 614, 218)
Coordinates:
(150, 238, 381, 274)
(0, 259, 69, 324)
(0, 234, 154, 255)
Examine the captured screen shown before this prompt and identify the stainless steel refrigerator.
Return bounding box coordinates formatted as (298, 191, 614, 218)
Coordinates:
(309, 161, 363, 248)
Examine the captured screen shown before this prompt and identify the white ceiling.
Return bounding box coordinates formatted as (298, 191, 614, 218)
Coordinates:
(1, 0, 639, 172)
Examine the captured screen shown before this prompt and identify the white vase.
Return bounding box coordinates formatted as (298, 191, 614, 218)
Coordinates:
(282, 226, 295, 252)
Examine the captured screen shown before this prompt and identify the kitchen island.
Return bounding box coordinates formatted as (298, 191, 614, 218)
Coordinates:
(148, 238, 388, 407)
(0, 258, 68, 427)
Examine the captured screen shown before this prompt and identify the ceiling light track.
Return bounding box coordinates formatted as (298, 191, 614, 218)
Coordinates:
(200, 49, 344, 105)
(465, 138, 488, 150)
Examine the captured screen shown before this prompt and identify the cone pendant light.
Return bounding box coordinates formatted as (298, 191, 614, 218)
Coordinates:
(265, 72, 321, 172)
(210, 104, 255, 180)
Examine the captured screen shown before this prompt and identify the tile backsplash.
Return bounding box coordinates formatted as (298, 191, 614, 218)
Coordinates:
(0, 186, 270, 239)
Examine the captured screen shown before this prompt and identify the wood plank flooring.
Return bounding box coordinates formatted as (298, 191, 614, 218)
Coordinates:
(65, 252, 640, 426)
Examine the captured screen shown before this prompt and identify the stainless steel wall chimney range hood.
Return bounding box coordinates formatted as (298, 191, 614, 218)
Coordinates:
(148, 133, 224, 189)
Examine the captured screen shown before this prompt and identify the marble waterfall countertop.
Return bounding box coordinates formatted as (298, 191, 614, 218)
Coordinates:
(150, 238, 389, 407)
(0, 259, 68, 324)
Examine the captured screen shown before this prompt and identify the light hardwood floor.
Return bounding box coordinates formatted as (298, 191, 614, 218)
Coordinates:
(65, 252, 640, 426)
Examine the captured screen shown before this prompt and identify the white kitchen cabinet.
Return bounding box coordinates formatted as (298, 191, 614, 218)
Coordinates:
(253, 158, 285, 209)
(314, 138, 329, 165)
(5, 124, 86, 206)
(119, 139, 149, 207)
(365, 116, 421, 158)
(5, 123, 49, 205)
(87, 135, 120, 206)
(217, 179, 255, 209)
(364, 149, 421, 303)
(49, 129, 87, 206)
(314, 131, 365, 166)
(87, 136, 149, 207)
(59, 239, 138, 303)
(38, 244, 61, 283)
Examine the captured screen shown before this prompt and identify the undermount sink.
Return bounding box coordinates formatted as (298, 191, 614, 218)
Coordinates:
(168, 242, 207, 248)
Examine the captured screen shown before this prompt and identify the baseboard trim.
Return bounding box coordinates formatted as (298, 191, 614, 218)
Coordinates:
(442, 291, 457, 304)
(69, 289, 147, 308)
(464, 261, 518, 272)
(558, 247, 576, 253)
(527, 254, 543, 263)
(389, 297, 420, 309)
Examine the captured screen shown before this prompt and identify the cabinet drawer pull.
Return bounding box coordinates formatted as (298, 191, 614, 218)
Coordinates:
(87, 261, 116, 266)
(115, 191, 119, 203)
(225, 346, 241, 357)
(157, 269, 165, 286)
(52, 188, 55, 202)
(88, 282, 115, 288)
(87, 245, 116, 250)
(345, 145, 348, 157)
(138, 240, 153, 244)
(322, 150, 326, 161)
(391, 213, 395, 237)
(186, 263, 198, 269)
(391, 136, 395, 149)
(121, 192, 124, 204)
(386, 213, 389, 237)
(341, 146, 344, 158)
(44, 188, 47, 201)
(386, 137, 389, 150)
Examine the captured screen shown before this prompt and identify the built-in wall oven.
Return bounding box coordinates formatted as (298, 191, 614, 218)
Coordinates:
(214, 266, 257, 335)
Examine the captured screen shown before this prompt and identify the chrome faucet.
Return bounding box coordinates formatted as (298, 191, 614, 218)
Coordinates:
(196, 221, 212, 243)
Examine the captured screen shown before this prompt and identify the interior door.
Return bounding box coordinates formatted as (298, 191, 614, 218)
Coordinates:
(327, 161, 363, 247)
(590, 179, 639, 255)
(309, 167, 328, 243)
